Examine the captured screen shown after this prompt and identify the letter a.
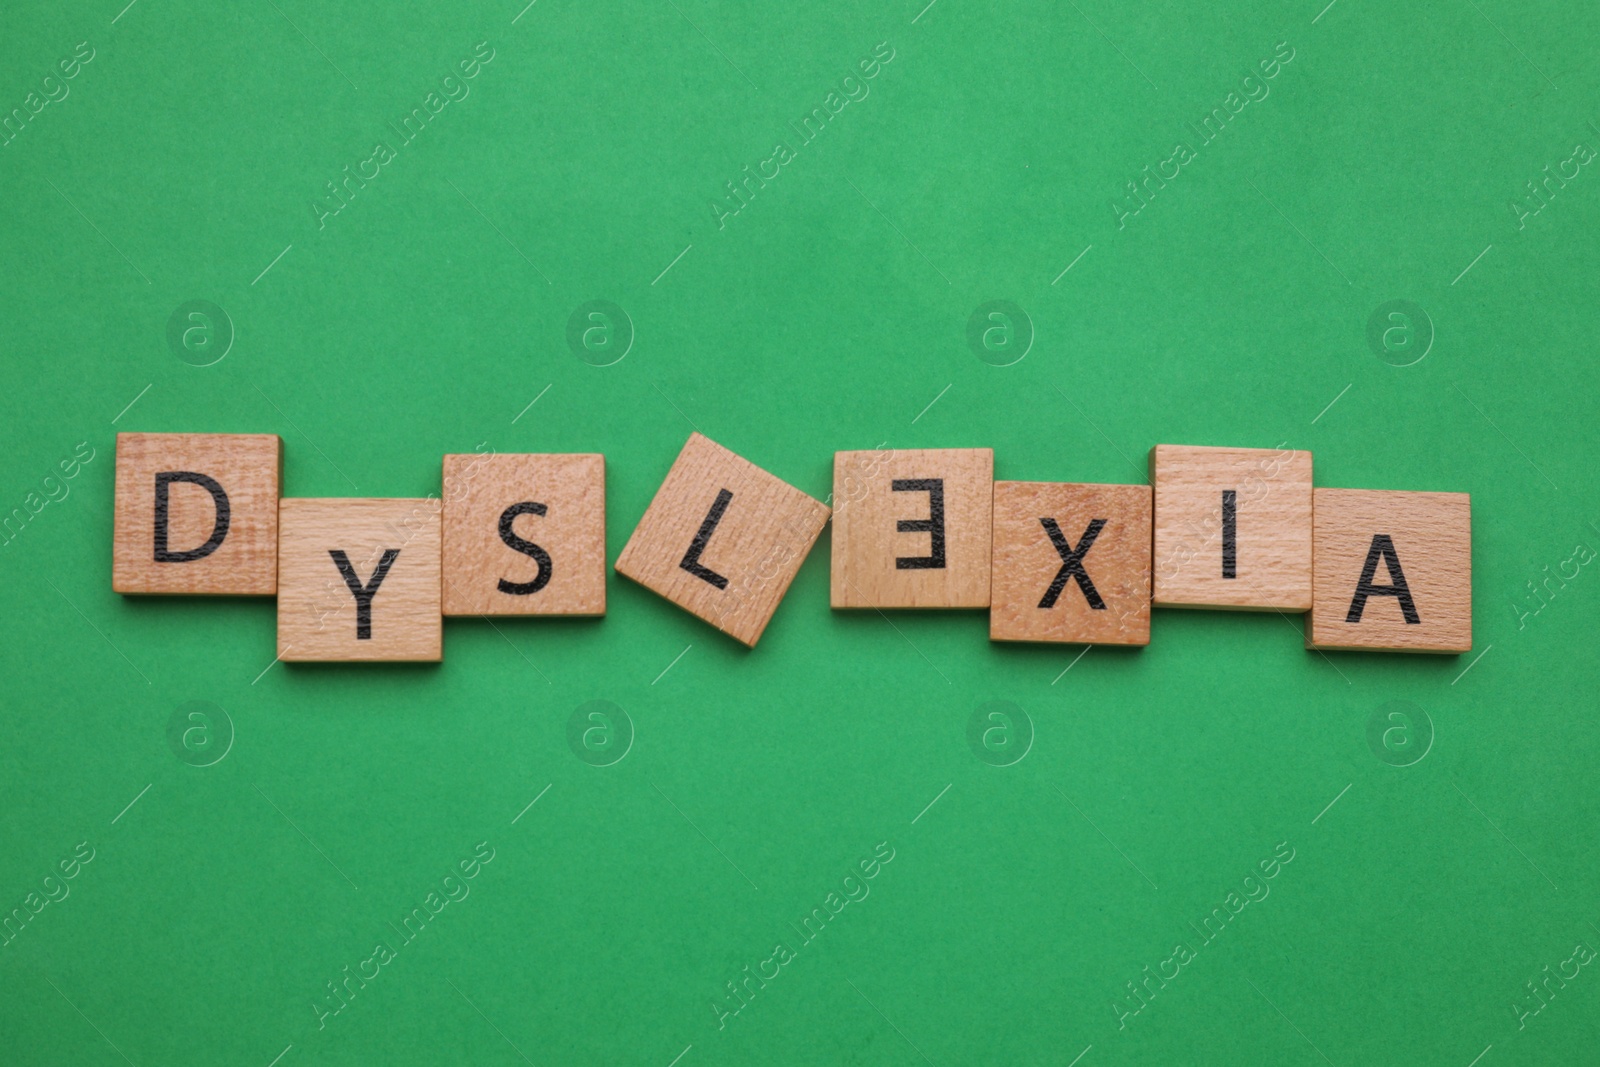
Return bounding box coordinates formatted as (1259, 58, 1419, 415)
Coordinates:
(1346, 534, 1420, 624)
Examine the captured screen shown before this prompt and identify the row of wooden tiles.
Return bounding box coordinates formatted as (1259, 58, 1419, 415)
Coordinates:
(111, 431, 1471, 660)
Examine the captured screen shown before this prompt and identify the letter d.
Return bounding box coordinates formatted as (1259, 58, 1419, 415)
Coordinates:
(154, 471, 230, 562)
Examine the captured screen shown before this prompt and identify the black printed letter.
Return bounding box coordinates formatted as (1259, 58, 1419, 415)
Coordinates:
(1346, 534, 1420, 624)
(1038, 518, 1107, 610)
(1221, 489, 1237, 579)
(330, 549, 400, 639)
(153, 471, 230, 563)
(893, 478, 945, 569)
(680, 489, 732, 590)
(496, 502, 553, 595)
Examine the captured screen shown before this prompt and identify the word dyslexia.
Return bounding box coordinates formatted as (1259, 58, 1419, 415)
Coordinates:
(111, 431, 1473, 660)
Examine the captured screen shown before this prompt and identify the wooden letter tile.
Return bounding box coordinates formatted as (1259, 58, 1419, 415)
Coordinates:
(277, 498, 442, 662)
(112, 432, 281, 595)
(1151, 444, 1312, 611)
(1307, 488, 1471, 653)
(830, 447, 993, 609)
(614, 433, 829, 647)
(442, 453, 605, 617)
(990, 481, 1152, 646)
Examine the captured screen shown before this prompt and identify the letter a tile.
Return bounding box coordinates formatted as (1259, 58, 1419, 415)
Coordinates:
(614, 433, 829, 647)
(1307, 488, 1471, 653)
(277, 498, 443, 662)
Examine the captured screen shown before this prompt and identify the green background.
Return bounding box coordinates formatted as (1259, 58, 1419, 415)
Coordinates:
(2, 0, 1597, 1063)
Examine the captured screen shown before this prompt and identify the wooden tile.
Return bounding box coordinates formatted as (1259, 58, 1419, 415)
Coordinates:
(1307, 488, 1471, 653)
(277, 498, 442, 662)
(614, 433, 829, 647)
(990, 481, 1152, 646)
(830, 447, 993, 609)
(442, 452, 605, 617)
(112, 432, 281, 595)
(1151, 444, 1313, 611)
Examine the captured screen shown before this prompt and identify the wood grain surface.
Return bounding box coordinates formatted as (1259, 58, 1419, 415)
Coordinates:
(442, 452, 606, 617)
(1151, 443, 1313, 611)
(990, 480, 1152, 646)
(1307, 487, 1472, 653)
(615, 433, 828, 648)
(277, 497, 442, 662)
(830, 447, 993, 609)
(112, 432, 281, 595)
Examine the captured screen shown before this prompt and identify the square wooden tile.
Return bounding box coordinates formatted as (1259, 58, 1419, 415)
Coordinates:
(442, 452, 605, 617)
(614, 433, 829, 647)
(830, 447, 993, 609)
(112, 432, 281, 595)
(1151, 444, 1313, 611)
(277, 498, 442, 662)
(990, 481, 1152, 645)
(1308, 488, 1472, 653)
